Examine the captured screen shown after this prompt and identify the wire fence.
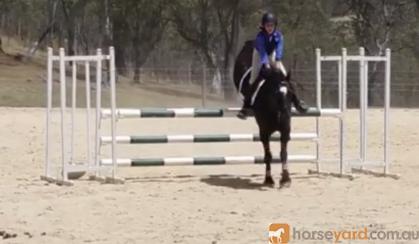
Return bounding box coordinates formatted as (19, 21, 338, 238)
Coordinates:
(115, 66, 419, 108)
(1, 64, 418, 108)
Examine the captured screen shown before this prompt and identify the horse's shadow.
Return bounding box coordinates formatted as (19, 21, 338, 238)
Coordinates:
(200, 173, 318, 190)
(201, 174, 268, 191)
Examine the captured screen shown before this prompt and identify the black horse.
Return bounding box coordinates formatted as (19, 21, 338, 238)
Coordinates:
(233, 40, 306, 187)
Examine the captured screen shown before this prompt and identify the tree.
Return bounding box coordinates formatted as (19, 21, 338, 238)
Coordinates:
(0, 36, 4, 54)
(169, 0, 223, 93)
(343, 0, 417, 55)
(112, 0, 169, 82)
(342, 0, 418, 104)
(267, 0, 335, 69)
(213, 0, 260, 97)
(170, 0, 218, 69)
(170, 0, 261, 97)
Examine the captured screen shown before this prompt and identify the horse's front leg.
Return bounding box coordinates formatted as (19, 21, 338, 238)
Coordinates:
(279, 120, 291, 188)
(279, 141, 291, 187)
(261, 132, 274, 186)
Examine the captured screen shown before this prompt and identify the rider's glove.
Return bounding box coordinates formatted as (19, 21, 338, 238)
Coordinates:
(260, 63, 272, 78)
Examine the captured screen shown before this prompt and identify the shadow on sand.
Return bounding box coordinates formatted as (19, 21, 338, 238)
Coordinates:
(200, 173, 319, 190)
(125, 173, 319, 190)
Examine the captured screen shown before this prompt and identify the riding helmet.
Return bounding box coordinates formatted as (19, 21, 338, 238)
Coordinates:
(261, 12, 277, 26)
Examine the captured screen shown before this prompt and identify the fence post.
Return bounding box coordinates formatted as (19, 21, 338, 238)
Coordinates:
(188, 63, 192, 85)
(202, 65, 207, 107)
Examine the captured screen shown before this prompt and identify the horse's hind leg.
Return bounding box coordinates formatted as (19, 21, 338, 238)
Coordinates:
(279, 124, 292, 188)
(260, 131, 274, 186)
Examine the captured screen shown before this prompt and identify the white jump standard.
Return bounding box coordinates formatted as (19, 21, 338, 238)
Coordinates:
(316, 47, 398, 179)
(42, 47, 118, 185)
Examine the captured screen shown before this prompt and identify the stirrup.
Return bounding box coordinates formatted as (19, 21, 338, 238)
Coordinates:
(295, 100, 309, 113)
(236, 109, 248, 120)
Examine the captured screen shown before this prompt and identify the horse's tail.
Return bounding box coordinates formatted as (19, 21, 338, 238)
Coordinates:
(233, 61, 246, 91)
(233, 40, 254, 95)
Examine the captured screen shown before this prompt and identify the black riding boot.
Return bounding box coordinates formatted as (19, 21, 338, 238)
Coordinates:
(237, 97, 252, 120)
(237, 78, 262, 120)
(292, 94, 309, 113)
(288, 82, 309, 113)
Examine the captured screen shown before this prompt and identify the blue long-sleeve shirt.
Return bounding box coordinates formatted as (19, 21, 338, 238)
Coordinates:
(254, 30, 284, 64)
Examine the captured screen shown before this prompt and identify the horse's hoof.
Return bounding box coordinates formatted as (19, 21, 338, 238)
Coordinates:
(279, 178, 291, 188)
(279, 171, 291, 188)
(264, 176, 275, 186)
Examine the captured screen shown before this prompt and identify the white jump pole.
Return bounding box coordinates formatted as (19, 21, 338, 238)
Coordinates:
(384, 48, 391, 174)
(342, 48, 348, 111)
(109, 47, 117, 178)
(95, 49, 102, 172)
(59, 48, 68, 181)
(341, 48, 347, 172)
(315, 48, 321, 173)
(45, 47, 53, 178)
(85, 61, 92, 168)
(338, 48, 346, 174)
(338, 54, 343, 110)
(71, 61, 77, 163)
(363, 58, 369, 164)
(337, 51, 344, 175)
(359, 47, 365, 164)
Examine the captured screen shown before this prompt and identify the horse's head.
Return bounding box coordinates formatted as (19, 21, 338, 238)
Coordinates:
(270, 69, 291, 85)
(267, 69, 293, 112)
(265, 69, 291, 93)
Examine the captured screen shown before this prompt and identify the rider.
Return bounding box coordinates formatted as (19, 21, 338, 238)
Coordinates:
(237, 12, 307, 119)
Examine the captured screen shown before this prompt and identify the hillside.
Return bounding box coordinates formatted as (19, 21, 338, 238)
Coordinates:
(0, 39, 236, 108)
(0, 40, 47, 107)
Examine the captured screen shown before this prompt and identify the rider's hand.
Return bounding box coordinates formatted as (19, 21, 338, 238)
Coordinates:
(261, 63, 272, 78)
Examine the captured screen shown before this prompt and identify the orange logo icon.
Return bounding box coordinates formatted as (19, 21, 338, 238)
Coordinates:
(269, 223, 290, 244)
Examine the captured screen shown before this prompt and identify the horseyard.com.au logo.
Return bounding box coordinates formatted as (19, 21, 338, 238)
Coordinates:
(268, 223, 290, 244)
(268, 223, 419, 243)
